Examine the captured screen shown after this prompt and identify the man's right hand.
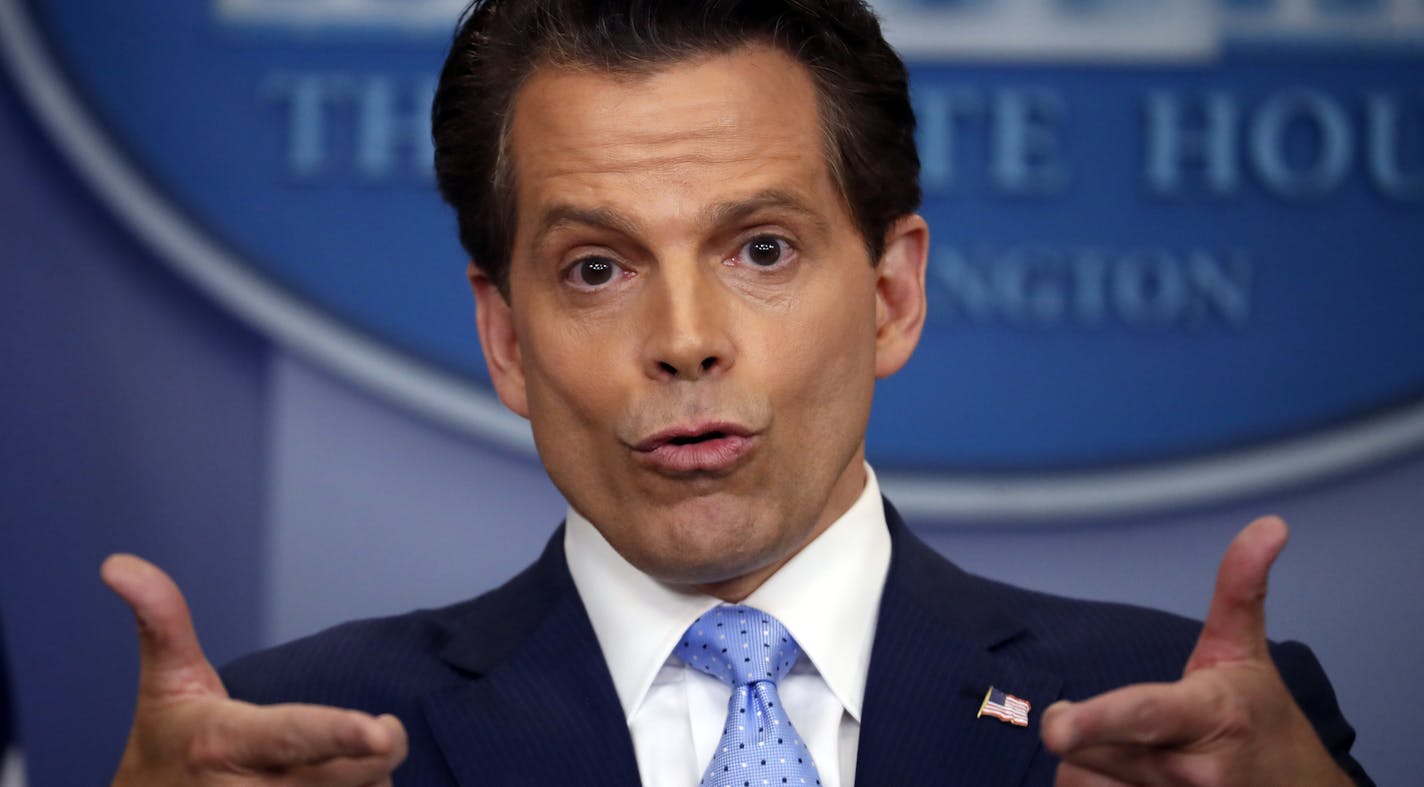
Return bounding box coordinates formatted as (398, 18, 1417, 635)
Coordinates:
(101, 555, 408, 786)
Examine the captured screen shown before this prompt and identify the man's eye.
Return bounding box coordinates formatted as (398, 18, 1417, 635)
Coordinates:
(740, 236, 791, 268)
(568, 256, 622, 289)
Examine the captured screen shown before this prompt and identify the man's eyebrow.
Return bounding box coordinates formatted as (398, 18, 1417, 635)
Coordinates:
(704, 189, 830, 233)
(527, 188, 830, 254)
(529, 204, 643, 253)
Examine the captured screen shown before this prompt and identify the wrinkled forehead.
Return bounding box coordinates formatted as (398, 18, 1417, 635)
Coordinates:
(502, 46, 846, 242)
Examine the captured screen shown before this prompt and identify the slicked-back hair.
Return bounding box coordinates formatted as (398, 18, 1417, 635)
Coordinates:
(432, 0, 921, 296)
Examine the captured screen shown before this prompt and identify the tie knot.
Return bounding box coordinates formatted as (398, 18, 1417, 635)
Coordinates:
(677, 605, 802, 688)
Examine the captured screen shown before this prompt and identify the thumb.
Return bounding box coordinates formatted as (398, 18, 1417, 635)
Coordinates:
(1185, 515, 1289, 674)
(101, 554, 226, 701)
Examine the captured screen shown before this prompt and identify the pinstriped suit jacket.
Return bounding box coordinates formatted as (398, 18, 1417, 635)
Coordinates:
(223, 500, 1371, 785)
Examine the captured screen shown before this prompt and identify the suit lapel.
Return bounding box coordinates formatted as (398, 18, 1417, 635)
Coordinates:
(856, 503, 1062, 786)
(420, 528, 642, 786)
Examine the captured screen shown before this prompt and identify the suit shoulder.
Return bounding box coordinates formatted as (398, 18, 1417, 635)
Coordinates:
(969, 573, 1207, 689)
(220, 532, 567, 710)
(990, 575, 1203, 649)
(888, 520, 1206, 689)
(220, 602, 462, 709)
(219, 546, 558, 709)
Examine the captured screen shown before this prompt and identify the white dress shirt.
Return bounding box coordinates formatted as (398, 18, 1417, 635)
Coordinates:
(564, 465, 891, 787)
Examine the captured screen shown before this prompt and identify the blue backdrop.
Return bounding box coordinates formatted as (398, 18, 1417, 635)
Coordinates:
(2, 0, 1422, 784)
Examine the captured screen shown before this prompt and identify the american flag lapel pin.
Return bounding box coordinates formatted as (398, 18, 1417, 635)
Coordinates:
(977, 685, 1031, 727)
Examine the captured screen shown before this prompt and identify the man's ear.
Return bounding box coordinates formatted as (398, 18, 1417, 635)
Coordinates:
(469, 262, 530, 418)
(873, 214, 929, 379)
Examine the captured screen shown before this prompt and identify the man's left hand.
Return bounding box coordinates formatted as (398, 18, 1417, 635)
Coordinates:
(1040, 516, 1353, 786)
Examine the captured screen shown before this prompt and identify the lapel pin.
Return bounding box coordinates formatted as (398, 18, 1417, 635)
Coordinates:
(977, 685, 1031, 727)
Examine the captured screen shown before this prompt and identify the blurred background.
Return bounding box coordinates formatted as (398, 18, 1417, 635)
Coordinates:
(2, 0, 1422, 783)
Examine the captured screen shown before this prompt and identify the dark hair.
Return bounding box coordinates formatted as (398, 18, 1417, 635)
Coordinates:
(432, 0, 920, 295)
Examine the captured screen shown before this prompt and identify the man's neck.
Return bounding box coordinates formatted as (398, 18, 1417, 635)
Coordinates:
(691, 555, 800, 603)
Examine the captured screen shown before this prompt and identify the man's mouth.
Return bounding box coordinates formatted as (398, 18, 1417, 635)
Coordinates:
(668, 430, 727, 445)
(633, 422, 756, 474)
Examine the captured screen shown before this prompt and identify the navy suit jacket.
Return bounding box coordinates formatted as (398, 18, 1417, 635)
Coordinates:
(223, 501, 1371, 785)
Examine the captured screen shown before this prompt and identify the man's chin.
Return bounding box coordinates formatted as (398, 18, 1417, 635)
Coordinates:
(641, 552, 770, 588)
(582, 488, 811, 591)
(623, 522, 796, 594)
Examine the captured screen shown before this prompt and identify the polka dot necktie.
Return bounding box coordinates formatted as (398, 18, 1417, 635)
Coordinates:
(678, 605, 823, 787)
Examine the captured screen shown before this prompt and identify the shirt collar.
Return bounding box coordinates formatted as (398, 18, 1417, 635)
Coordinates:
(564, 464, 891, 723)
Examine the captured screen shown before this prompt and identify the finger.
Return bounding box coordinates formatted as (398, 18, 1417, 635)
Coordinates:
(1186, 516, 1289, 672)
(101, 553, 224, 699)
(205, 704, 405, 771)
(376, 714, 407, 769)
(1040, 680, 1233, 754)
(1054, 760, 1136, 787)
(1056, 739, 1265, 787)
(275, 754, 402, 787)
(1055, 745, 1228, 787)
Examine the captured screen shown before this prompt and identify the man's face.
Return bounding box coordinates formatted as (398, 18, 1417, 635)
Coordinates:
(472, 45, 927, 596)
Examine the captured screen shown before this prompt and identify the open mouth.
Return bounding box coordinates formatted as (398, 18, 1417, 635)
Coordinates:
(635, 422, 751, 453)
(667, 430, 727, 446)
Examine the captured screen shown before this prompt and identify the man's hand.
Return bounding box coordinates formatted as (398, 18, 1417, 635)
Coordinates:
(1040, 516, 1352, 787)
(102, 555, 408, 786)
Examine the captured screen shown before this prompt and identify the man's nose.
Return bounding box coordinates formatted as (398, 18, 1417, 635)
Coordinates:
(642, 263, 735, 382)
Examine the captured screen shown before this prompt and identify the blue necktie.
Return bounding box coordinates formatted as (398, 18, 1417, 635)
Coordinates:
(678, 605, 823, 787)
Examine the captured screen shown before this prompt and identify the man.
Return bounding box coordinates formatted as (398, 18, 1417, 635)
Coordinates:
(102, 1, 1370, 784)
